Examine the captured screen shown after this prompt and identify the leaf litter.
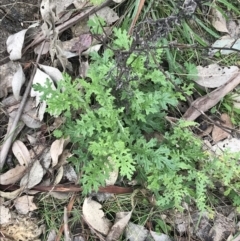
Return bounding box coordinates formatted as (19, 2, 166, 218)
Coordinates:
(1, 0, 240, 240)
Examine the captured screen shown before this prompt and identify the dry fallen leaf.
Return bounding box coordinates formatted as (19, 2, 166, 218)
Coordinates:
(212, 138, 240, 154)
(209, 35, 240, 55)
(83, 197, 112, 235)
(211, 8, 229, 33)
(106, 211, 132, 241)
(12, 140, 31, 166)
(38, 64, 63, 83)
(212, 113, 233, 143)
(195, 64, 239, 88)
(0, 188, 24, 200)
(82, 44, 102, 56)
(0, 165, 27, 185)
(20, 160, 44, 189)
(6, 27, 37, 60)
(8, 98, 42, 129)
(183, 73, 240, 121)
(54, 166, 64, 185)
(12, 64, 26, 101)
(14, 195, 38, 214)
(50, 136, 70, 167)
(125, 222, 148, 241)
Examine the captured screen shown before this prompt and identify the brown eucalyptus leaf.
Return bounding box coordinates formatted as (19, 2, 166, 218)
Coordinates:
(0, 165, 26, 185)
(0, 187, 24, 200)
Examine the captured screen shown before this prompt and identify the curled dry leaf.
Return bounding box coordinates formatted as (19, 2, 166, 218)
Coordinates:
(106, 212, 132, 241)
(14, 195, 38, 214)
(83, 197, 112, 235)
(12, 64, 26, 101)
(12, 140, 31, 166)
(50, 136, 70, 167)
(195, 64, 239, 88)
(82, 44, 102, 56)
(0, 165, 26, 185)
(6, 27, 37, 60)
(0, 187, 24, 200)
(38, 64, 63, 83)
(20, 160, 44, 189)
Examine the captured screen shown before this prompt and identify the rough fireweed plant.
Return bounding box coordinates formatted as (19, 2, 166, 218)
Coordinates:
(34, 26, 240, 211)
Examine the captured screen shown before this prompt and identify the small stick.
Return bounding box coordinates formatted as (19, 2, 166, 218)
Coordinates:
(0, 41, 46, 169)
(63, 206, 72, 241)
(56, 194, 76, 241)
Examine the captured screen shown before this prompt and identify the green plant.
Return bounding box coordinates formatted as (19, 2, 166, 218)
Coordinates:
(34, 25, 240, 212)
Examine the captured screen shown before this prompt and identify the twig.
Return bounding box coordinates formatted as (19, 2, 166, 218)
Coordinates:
(56, 195, 76, 241)
(0, 41, 46, 169)
(63, 206, 72, 241)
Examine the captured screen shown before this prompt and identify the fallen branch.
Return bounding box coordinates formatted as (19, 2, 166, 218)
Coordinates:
(0, 184, 134, 194)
